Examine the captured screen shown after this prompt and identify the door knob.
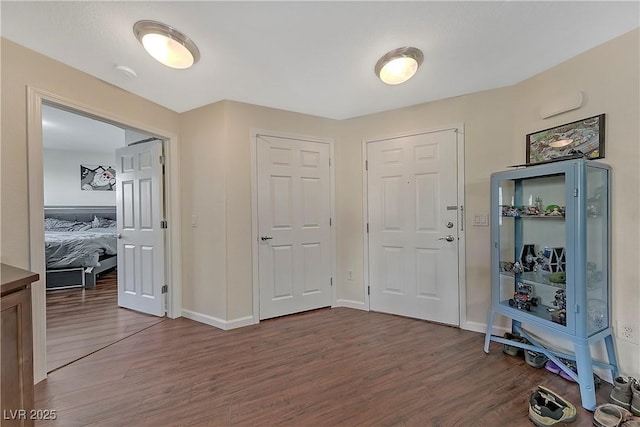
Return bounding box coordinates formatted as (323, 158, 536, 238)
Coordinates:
(438, 235, 455, 242)
(116, 234, 122, 239)
(261, 236, 274, 241)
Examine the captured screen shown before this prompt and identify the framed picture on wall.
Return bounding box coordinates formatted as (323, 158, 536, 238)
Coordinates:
(80, 165, 116, 191)
(526, 114, 605, 165)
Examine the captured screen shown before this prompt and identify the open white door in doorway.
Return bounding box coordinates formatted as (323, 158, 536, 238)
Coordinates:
(256, 134, 332, 320)
(115, 140, 165, 316)
(366, 129, 461, 325)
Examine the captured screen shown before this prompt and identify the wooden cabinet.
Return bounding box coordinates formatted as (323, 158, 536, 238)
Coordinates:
(1, 264, 38, 427)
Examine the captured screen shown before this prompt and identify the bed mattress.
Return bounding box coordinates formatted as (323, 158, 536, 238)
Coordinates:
(45, 228, 117, 269)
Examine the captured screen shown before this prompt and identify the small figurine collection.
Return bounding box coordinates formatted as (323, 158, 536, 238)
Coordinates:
(500, 243, 586, 325)
(508, 282, 539, 311)
(498, 194, 602, 326)
(552, 289, 567, 325)
(500, 199, 565, 218)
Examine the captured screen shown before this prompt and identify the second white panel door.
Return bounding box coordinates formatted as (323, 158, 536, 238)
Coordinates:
(257, 135, 332, 320)
(115, 140, 165, 317)
(367, 129, 460, 325)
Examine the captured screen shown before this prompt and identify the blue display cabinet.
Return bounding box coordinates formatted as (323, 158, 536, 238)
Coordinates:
(483, 159, 618, 411)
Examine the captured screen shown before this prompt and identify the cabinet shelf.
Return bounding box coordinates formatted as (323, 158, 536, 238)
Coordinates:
(501, 214, 565, 220)
(498, 299, 564, 323)
(499, 271, 566, 289)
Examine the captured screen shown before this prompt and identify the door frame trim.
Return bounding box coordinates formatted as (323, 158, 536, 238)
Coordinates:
(250, 129, 336, 323)
(26, 86, 182, 382)
(362, 124, 467, 326)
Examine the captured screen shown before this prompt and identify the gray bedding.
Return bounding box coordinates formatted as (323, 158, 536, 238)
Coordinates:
(45, 228, 117, 269)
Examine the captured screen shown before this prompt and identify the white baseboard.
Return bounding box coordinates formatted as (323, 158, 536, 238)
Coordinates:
(334, 299, 368, 310)
(462, 320, 509, 336)
(182, 310, 256, 330)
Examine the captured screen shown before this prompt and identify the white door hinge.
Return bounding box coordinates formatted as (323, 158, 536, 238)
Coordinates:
(162, 285, 168, 294)
(161, 220, 168, 229)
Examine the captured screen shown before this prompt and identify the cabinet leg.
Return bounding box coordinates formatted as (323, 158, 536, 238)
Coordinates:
(604, 333, 619, 378)
(484, 310, 495, 353)
(575, 343, 596, 411)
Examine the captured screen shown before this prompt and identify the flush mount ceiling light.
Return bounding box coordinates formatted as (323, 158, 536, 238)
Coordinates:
(133, 20, 200, 69)
(375, 46, 424, 85)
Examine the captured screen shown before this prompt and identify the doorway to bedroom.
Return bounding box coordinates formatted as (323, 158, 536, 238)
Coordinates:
(42, 104, 166, 373)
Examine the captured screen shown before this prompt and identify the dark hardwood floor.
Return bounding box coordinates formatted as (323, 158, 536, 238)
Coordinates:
(46, 269, 165, 372)
(35, 308, 608, 426)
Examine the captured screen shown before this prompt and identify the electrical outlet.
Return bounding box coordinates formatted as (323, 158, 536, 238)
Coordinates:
(617, 322, 639, 344)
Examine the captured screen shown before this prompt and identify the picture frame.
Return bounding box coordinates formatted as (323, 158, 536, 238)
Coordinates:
(80, 164, 116, 191)
(526, 114, 605, 165)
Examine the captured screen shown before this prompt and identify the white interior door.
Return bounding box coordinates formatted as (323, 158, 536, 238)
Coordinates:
(115, 140, 165, 316)
(367, 130, 460, 325)
(257, 135, 332, 320)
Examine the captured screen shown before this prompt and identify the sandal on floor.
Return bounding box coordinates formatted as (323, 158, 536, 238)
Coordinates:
(545, 359, 577, 381)
(545, 360, 561, 374)
(593, 403, 632, 427)
(559, 365, 577, 382)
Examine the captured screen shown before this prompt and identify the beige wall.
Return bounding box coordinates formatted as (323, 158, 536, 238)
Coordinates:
(2, 27, 638, 381)
(334, 29, 639, 376)
(223, 101, 336, 320)
(1, 38, 181, 382)
(1, 38, 180, 269)
(179, 101, 228, 319)
(179, 100, 336, 323)
(334, 87, 517, 320)
(514, 29, 639, 376)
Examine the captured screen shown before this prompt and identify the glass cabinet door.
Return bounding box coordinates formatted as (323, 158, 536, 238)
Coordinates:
(496, 173, 569, 329)
(585, 166, 609, 335)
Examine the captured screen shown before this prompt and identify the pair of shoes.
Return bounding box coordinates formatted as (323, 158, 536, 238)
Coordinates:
(502, 332, 526, 356)
(593, 403, 640, 427)
(610, 377, 640, 414)
(526, 350, 549, 368)
(528, 385, 577, 426)
(545, 359, 577, 382)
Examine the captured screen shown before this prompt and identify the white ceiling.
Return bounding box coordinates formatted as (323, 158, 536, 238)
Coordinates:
(42, 105, 126, 153)
(2, 1, 639, 120)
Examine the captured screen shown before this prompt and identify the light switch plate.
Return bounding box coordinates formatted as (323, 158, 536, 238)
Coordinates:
(473, 213, 489, 226)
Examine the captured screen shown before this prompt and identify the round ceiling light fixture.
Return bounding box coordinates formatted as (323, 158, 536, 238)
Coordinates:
(375, 46, 424, 85)
(133, 20, 200, 69)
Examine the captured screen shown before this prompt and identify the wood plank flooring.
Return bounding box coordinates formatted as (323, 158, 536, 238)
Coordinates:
(35, 308, 609, 426)
(45, 270, 165, 373)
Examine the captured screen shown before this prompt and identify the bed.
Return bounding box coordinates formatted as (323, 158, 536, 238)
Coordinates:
(44, 206, 118, 290)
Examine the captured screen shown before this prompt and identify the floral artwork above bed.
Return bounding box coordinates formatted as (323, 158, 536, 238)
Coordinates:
(80, 164, 116, 191)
